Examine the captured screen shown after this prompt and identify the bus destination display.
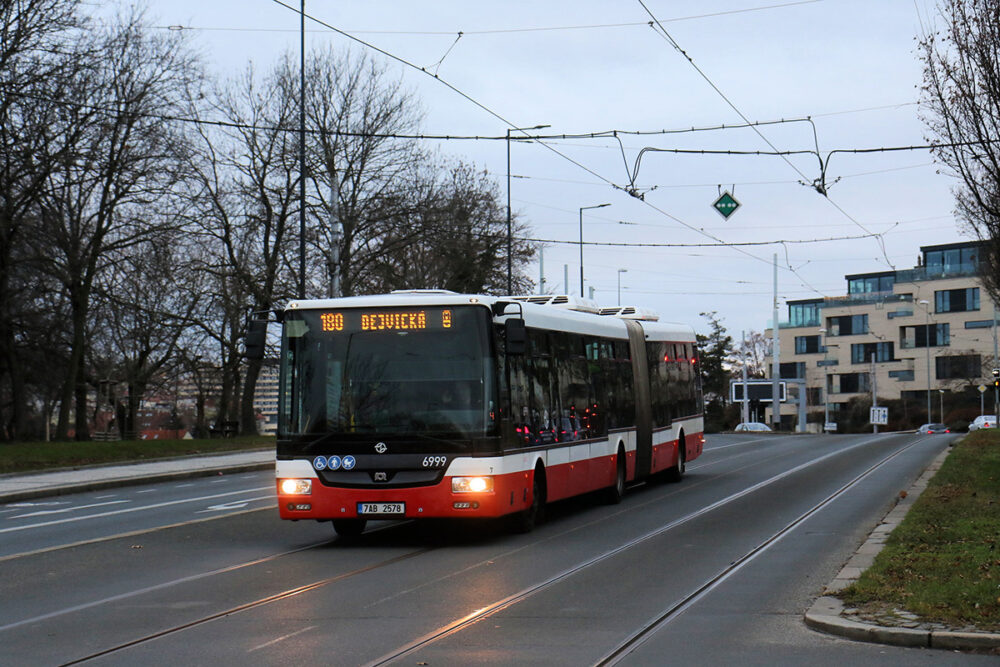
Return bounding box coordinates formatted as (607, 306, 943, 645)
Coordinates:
(319, 308, 453, 333)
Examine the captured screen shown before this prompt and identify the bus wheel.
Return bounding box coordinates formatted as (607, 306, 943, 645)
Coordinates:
(603, 446, 626, 504)
(332, 518, 367, 537)
(665, 437, 686, 483)
(511, 468, 545, 533)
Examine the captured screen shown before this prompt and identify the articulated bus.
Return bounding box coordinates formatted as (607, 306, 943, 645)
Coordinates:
(271, 291, 704, 536)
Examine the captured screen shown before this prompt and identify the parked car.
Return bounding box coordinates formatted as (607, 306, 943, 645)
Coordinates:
(735, 422, 772, 432)
(968, 415, 996, 431)
(917, 423, 950, 434)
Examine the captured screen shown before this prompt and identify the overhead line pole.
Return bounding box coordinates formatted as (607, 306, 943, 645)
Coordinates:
(298, 0, 307, 299)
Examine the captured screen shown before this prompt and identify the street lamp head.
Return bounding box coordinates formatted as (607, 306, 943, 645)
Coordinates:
(919, 299, 929, 305)
(618, 268, 628, 274)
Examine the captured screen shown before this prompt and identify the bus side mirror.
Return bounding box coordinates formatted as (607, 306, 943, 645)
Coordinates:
(243, 319, 268, 359)
(505, 318, 527, 355)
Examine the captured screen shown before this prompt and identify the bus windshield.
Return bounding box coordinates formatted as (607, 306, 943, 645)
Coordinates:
(279, 305, 497, 440)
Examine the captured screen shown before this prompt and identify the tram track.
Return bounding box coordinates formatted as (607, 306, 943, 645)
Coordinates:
(58, 545, 435, 666)
(16, 433, 920, 665)
(364, 434, 918, 666)
(594, 436, 922, 666)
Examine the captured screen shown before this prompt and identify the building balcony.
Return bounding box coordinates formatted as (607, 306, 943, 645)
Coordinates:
(895, 262, 980, 283)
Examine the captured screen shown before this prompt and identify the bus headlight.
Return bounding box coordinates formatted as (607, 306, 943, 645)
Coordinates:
(280, 478, 312, 495)
(452, 476, 494, 493)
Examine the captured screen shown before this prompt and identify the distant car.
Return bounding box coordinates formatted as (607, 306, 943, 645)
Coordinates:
(968, 415, 996, 431)
(735, 422, 772, 432)
(917, 423, 950, 434)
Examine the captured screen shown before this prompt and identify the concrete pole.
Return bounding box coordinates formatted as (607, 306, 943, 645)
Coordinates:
(538, 246, 544, 294)
(741, 331, 749, 425)
(871, 351, 878, 434)
(771, 254, 781, 431)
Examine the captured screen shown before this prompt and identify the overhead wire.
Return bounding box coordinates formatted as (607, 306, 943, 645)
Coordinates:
(159, 1, 823, 37)
(266, 0, 832, 295)
(635, 0, 896, 276)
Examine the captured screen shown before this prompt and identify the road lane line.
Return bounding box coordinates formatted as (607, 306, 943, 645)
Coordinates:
(0, 506, 276, 564)
(0, 486, 273, 534)
(0, 529, 320, 633)
(248, 625, 318, 653)
(8, 500, 129, 519)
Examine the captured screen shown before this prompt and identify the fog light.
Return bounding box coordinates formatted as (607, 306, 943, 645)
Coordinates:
(452, 476, 493, 493)
(281, 478, 312, 495)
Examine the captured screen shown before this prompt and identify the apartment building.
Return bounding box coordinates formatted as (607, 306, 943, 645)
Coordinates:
(769, 241, 996, 430)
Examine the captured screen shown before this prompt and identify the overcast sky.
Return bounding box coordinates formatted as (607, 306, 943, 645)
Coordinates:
(150, 0, 963, 337)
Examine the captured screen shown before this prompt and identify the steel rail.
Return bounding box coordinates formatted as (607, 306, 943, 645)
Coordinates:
(364, 434, 910, 666)
(594, 437, 924, 665)
(58, 546, 434, 666)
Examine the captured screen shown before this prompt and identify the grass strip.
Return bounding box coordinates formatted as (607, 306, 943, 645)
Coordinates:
(839, 429, 1000, 631)
(0, 436, 274, 475)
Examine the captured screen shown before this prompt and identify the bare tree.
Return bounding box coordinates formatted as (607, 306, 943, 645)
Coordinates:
(732, 330, 770, 379)
(35, 8, 201, 439)
(367, 161, 536, 294)
(919, 0, 1000, 302)
(304, 48, 426, 297)
(90, 230, 203, 438)
(0, 0, 84, 439)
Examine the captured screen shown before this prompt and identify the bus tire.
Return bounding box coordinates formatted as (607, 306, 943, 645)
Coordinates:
(665, 434, 686, 483)
(332, 518, 367, 537)
(511, 466, 545, 533)
(603, 445, 626, 504)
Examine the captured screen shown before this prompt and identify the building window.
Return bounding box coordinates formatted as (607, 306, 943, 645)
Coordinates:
(848, 274, 895, 294)
(925, 245, 979, 274)
(794, 335, 820, 354)
(780, 362, 805, 378)
(788, 300, 821, 327)
(888, 370, 915, 381)
(965, 319, 996, 329)
(851, 342, 894, 364)
(829, 373, 870, 394)
(899, 323, 950, 349)
(935, 287, 979, 313)
(806, 387, 822, 406)
(935, 354, 981, 380)
(827, 314, 868, 336)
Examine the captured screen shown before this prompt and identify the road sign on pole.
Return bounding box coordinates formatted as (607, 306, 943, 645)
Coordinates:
(712, 191, 741, 220)
(869, 406, 888, 426)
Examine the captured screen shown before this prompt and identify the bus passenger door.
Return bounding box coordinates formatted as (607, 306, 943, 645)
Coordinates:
(625, 321, 652, 480)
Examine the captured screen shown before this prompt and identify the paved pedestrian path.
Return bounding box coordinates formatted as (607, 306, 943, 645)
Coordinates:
(0, 449, 274, 503)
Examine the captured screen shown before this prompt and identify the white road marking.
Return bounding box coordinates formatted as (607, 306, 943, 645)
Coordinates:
(0, 486, 273, 534)
(198, 496, 274, 513)
(248, 626, 318, 653)
(9, 500, 129, 519)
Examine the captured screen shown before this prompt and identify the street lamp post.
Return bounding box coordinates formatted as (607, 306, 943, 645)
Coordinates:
(579, 203, 610, 297)
(919, 299, 932, 422)
(617, 268, 627, 305)
(506, 124, 550, 293)
(939, 389, 945, 423)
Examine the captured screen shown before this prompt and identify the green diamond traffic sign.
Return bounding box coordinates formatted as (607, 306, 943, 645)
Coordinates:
(713, 191, 740, 220)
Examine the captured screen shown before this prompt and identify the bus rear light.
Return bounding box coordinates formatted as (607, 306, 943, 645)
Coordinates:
(280, 478, 312, 495)
(452, 476, 494, 493)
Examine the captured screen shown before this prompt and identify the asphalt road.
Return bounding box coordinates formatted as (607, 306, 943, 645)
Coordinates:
(0, 433, 993, 665)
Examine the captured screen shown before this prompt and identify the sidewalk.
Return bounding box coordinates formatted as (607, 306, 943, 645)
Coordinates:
(804, 443, 1000, 653)
(0, 449, 274, 503)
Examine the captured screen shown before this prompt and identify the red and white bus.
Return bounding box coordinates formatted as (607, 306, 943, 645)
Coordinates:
(272, 291, 704, 536)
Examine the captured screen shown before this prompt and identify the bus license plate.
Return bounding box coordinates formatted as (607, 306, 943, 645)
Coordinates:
(358, 502, 404, 515)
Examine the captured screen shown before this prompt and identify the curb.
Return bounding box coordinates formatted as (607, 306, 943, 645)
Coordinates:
(0, 461, 274, 504)
(804, 440, 1000, 652)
